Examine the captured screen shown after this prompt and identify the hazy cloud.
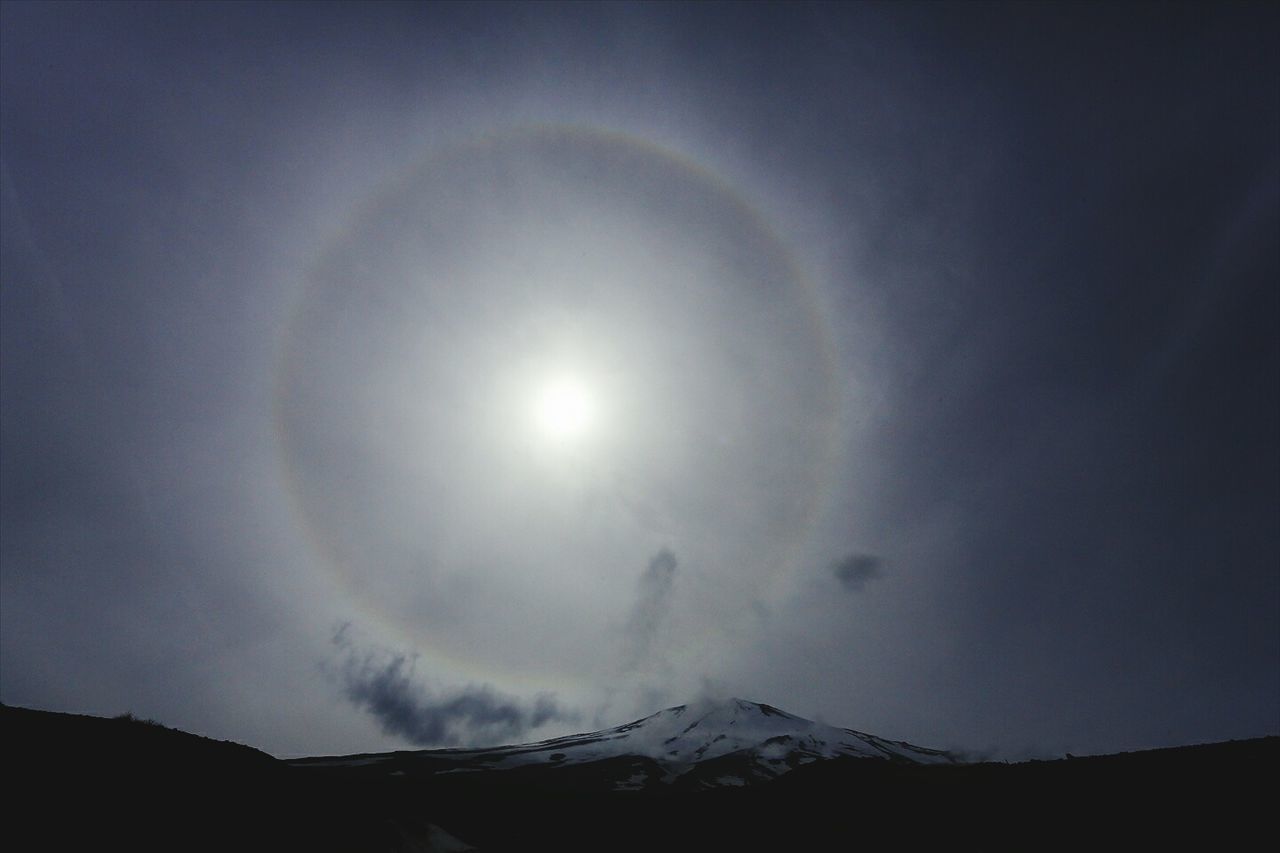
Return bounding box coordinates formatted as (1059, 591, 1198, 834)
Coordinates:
(832, 554, 883, 593)
(330, 625, 576, 747)
(2, 1, 1275, 765)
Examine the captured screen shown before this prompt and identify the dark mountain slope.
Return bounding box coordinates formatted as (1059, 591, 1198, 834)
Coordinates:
(4, 702, 1275, 851)
(1, 703, 462, 851)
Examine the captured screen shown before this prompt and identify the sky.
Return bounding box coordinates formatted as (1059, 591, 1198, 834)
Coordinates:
(1, 1, 1276, 761)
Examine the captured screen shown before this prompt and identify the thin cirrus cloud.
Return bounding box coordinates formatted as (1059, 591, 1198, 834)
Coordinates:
(0, 2, 1274, 763)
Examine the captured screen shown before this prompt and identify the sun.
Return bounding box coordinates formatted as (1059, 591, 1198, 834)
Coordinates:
(532, 375, 595, 441)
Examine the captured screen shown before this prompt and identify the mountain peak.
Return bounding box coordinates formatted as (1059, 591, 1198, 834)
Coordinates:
(298, 697, 957, 791)
(634, 696, 802, 737)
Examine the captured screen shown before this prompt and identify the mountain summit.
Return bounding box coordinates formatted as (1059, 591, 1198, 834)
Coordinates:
(298, 697, 954, 790)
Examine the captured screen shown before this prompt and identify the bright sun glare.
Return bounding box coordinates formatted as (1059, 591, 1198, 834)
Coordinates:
(533, 375, 595, 441)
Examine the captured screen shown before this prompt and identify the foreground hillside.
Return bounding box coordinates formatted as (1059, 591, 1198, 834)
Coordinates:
(4, 702, 1274, 850)
(1, 704, 462, 851)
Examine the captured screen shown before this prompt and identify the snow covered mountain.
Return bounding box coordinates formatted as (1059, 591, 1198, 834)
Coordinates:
(297, 697, 954, 790)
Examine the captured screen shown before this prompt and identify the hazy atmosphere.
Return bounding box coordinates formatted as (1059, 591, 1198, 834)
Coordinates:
(2, 2, 1276, 760)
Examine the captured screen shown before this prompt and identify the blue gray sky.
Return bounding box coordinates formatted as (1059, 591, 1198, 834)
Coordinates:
(2, 1, 1276, 760)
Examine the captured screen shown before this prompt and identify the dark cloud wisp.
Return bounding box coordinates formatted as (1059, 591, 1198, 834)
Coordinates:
(832, 554, 883, 593)
(330, 627, 576, 747)
(622, 548, 678, 671)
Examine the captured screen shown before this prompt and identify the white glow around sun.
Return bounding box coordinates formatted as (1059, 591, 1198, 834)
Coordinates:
(533, 375, 596, 441)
